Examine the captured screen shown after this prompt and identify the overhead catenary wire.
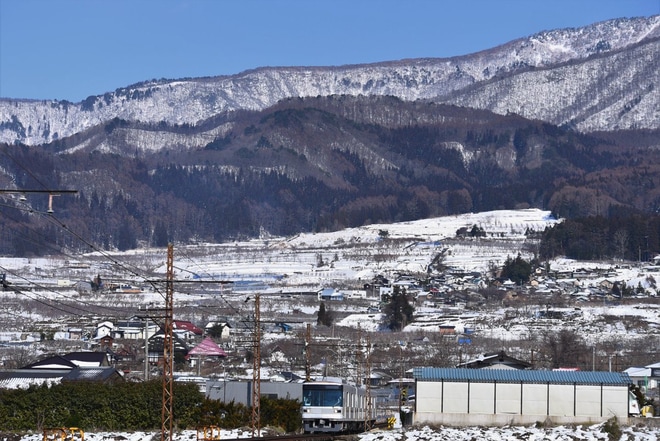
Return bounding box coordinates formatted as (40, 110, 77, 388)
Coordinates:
(175, 250, 241, 315)
(0, 196, 234, 320)
(0, 143, 239, 308)
(0, 262, 135, 317)
(0, 200, 170, 319)
(0, 195, 170, 315)
(0, 144, 170, 294)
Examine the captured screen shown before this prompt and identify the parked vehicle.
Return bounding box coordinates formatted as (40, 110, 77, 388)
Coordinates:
(629, 391, 641, 416)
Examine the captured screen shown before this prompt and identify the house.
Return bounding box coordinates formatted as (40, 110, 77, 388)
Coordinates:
(113, 346, 137, 363)
(96, 335, 115, 351)
(624, 362, 660, 396)
(174, 320, 204, 336)
(273, 322, 292, 333)
(172, 320, 204, 342)
(0, 367, 123, 389)
(456, 350, 532, 370)
(147, 332, 190, 364)
(186, 337, 227, 361)
(317, 288, 343, 301)
(186, 336, 227, 373)
(113, 317, 159, 340)
(413, 367, 633, 426)
(95, 321, 114, 338)
(0, 351, 123, 389)
(67, 328, 84, 340)
(366, 370, 394, 387)
(24, 351, 109, 369)
(204, 320, 232, 340)
(114, 318, 147, 340)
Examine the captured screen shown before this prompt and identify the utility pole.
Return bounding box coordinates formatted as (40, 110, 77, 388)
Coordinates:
(364, 333, 373, 432)
(251, 295, 261, 438)
(161, 244, 174, 441)
(0, 190, 77, 211)
(145, 316, 150, 381)
(305, 323, 311, 381)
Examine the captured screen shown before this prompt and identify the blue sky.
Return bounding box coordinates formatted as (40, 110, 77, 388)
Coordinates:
(0, 0, 658, 102)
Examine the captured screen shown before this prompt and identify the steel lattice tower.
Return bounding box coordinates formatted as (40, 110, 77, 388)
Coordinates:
(161, 244, 174, 441)
(251, 294, 261, 437)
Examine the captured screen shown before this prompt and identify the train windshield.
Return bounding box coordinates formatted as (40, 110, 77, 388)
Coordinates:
(303, 385, 343, 407)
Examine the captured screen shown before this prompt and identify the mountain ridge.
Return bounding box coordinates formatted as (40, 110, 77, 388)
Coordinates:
(0, 15, 658, 145)
(1, 93, 659, 254)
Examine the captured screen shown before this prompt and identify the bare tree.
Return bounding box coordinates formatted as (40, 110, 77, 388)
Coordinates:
(538, 329, 589, 369)
(2, 346, 35, 369)
(613, 229, 629, 261)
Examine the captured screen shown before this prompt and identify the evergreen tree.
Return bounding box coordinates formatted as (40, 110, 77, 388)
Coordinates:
(500, 254, 532, 285)
(317, 302, 334, 327)
(383, 286, 414, 331)
(207, 323, 227, 339)
(153, 220, 169, 247)
(117, 222, 137, 251)
(469, 224, 487, 237)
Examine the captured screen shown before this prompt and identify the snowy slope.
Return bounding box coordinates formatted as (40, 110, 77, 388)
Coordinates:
(0, 16, 657, 145)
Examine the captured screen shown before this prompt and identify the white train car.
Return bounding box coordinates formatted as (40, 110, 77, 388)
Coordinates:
(302, 380, 375, 433)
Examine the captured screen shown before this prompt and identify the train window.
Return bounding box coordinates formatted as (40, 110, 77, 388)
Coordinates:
(303, 387, 343, 406)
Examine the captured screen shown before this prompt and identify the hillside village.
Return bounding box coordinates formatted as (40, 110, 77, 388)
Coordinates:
(0, 209, 659, 416)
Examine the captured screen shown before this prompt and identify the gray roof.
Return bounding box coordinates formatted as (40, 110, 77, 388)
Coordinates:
(0, 367, 122, 389)
(63, 367, 121, 382)
(413, 367, 632, 386)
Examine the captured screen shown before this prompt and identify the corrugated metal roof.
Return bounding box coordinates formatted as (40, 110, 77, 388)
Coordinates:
(413, 367, 632, 386)
(0, 367, 121, 388)
(0, 377, 62, 389)
(63, 367, 118, 381)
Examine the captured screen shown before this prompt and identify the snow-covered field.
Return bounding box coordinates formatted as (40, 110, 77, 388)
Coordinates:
(1, 208, 659, 345)
(2, 209, 660, 439)
(1, 208, 560, 291)
(9, 423, 660, 441)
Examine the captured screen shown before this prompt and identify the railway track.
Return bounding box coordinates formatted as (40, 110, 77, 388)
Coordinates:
(221, 434, 336, 441)
(220, 422, 390, 441)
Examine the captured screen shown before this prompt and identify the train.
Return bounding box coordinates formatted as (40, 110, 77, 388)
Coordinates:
(301, 380, 376, 433)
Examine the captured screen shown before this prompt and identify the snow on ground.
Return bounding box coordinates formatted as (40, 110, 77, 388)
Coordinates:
(2, 208, 658, 343)
(0, 208, 561, 295)
(175, 208, 564, 294)
(2, 210, 660, 439)
(9, 423, 660, 441)
(361, 424, 660, 440)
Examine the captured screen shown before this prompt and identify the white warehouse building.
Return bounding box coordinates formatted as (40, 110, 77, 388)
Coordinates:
(413, 367, 634, 426)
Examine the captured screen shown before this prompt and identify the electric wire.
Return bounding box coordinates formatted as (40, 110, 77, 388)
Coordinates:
(1, 144, 197, 297)
(38, 210, 168, 300)
(0, 199, 168, 318)
(0, 144, 235, 329)
(0, 199, 164, 317)
(0, 145, 53, 190)
(175, 249, 243, 316)
(0, 201, 90, 258)
(0, 262, 138, 317)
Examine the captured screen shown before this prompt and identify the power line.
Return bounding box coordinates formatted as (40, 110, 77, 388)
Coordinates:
(0, 263, 132, 317)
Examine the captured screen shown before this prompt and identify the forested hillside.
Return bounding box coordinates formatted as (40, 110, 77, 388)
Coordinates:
(1, 95, 659, 255)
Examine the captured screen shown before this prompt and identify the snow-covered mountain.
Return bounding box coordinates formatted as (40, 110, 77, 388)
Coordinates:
(0, 15, 658, 146)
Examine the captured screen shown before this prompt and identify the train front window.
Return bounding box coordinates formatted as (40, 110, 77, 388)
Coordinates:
(304, 387, 343, 406)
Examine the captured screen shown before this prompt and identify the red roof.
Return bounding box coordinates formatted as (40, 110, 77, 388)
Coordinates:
(173, 320, 204, 335)
(187, 337, 227, 357)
